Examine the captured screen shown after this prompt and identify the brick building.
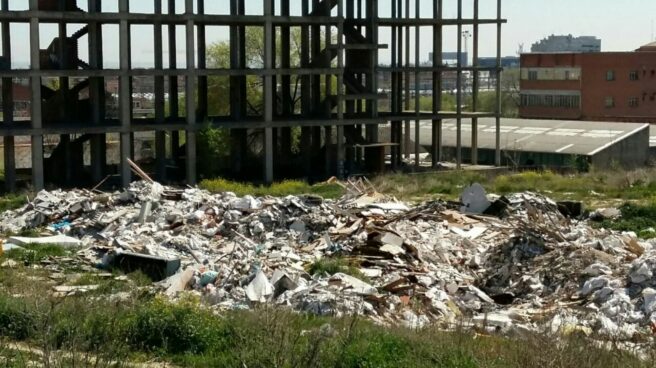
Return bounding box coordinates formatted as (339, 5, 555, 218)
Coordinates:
(520, 42, 656, 123)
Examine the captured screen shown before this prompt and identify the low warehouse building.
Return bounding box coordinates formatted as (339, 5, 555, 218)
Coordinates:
(415, 118, 649, 170)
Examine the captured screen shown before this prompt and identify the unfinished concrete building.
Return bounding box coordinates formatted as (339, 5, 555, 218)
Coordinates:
(0, 0, 505, 191)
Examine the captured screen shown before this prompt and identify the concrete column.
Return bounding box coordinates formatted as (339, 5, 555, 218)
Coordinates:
(168, 0, 179, 163)
(154, 0, 166, 181)
(89, 0, 106, 183)
(280, 1, 292, 162)
(414, 0, 420, 167)
(185, 0, 197, 185)
(389, 0, 398, 170)
(324, 125, 332, 176)
(197, 0, 207, 121)
(301, 0, 312, 176)
(119, 0, 132, 187)
(471, 0, 480, 165)
(364, 0, 378, 144)
(263, 0, 274, 184)
(404, 0, 410, 159)
(2, 0, 15, 192)
(29, 0, 44, 190)
(456, 0, 463, 169)
(495, 0, 502, 166)
(229, 0, 248, 177)
(431, 0, 443, 167)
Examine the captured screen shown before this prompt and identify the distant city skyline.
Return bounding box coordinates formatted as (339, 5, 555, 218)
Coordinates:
(3, 0, 655, 67)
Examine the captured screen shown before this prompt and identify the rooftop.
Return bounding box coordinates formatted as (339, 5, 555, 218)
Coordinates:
(414, 118, 649, 156)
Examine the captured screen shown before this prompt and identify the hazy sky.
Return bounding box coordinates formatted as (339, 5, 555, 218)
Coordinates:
(4, 0, 656, 67)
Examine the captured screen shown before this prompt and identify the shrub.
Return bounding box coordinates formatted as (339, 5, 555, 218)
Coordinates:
(0, 296, 37, 340)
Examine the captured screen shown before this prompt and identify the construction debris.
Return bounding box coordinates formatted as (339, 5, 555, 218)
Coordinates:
(1, 180, 656, 346)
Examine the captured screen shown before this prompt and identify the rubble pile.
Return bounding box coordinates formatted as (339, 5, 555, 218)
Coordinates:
(2, 180, 656, 343)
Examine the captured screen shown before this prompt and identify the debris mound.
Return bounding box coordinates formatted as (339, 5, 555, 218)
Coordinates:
(2, 180, 656, 344)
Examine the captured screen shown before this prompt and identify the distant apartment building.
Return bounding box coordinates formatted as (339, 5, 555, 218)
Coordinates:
(531, 35, 601, 53)
(519, 42, 656, 123)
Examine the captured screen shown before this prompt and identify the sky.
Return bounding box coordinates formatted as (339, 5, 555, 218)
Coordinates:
(3, 0, 656, 68)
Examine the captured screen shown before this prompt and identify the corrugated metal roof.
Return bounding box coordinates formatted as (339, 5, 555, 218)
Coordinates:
(413, 118, 649, 156)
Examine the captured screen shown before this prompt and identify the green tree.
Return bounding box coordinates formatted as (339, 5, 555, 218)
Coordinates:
(205, 27, 305, 117)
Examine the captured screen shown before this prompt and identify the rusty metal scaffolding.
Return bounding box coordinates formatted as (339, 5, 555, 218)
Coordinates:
(0, 0, 505, 191)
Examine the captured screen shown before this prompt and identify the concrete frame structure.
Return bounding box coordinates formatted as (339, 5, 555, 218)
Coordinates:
(0, 0, 505, 191)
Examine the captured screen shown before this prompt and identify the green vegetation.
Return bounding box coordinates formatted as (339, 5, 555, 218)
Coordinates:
(595, 203, 656, 239)
(0, 289, 649, 368)
(407, 90, 519, 118)
(200, 178, 344, 199)
(0, 193, 27, 212)
(4, 243, 71, 265)
(372, 169, 656, 203)
(196, 124, 232, 179)
(308, 257, 369, 282)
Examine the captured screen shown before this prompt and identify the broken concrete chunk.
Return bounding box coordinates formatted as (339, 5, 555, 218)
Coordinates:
(289, 220, 306, 233)
(581, 276, 609, 296)
(590, 207, 621, 221)
(138, 201, 153, 224)
(329, 273, 377, 295)
(380, 244, 405, 256)
(231, 196, 261, 211)
(582, 263, 612, 277)
(630, 262, 653, 284)
(643, 288, 656, 315)
(8, 234, 81, 248)
(473, 312, 514, 330)
(379, 232, 404, 247)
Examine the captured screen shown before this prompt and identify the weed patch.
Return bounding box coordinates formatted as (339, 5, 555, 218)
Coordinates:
(0, 194, 27, 213)
(595, 203, 656, 238)
(308, 257, 369, 282)
(200, 178, 344, 199)
(3, 244, 70, 266)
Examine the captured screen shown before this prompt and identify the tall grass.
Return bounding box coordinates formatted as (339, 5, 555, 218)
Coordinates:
(372, 169, 656, 202)
(0, 290, 649, 368)
(199, 178, 344, 198)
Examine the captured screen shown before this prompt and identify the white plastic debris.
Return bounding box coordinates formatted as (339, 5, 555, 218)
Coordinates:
(460, 183, 491, 214)
(245, 271, 274, 303)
